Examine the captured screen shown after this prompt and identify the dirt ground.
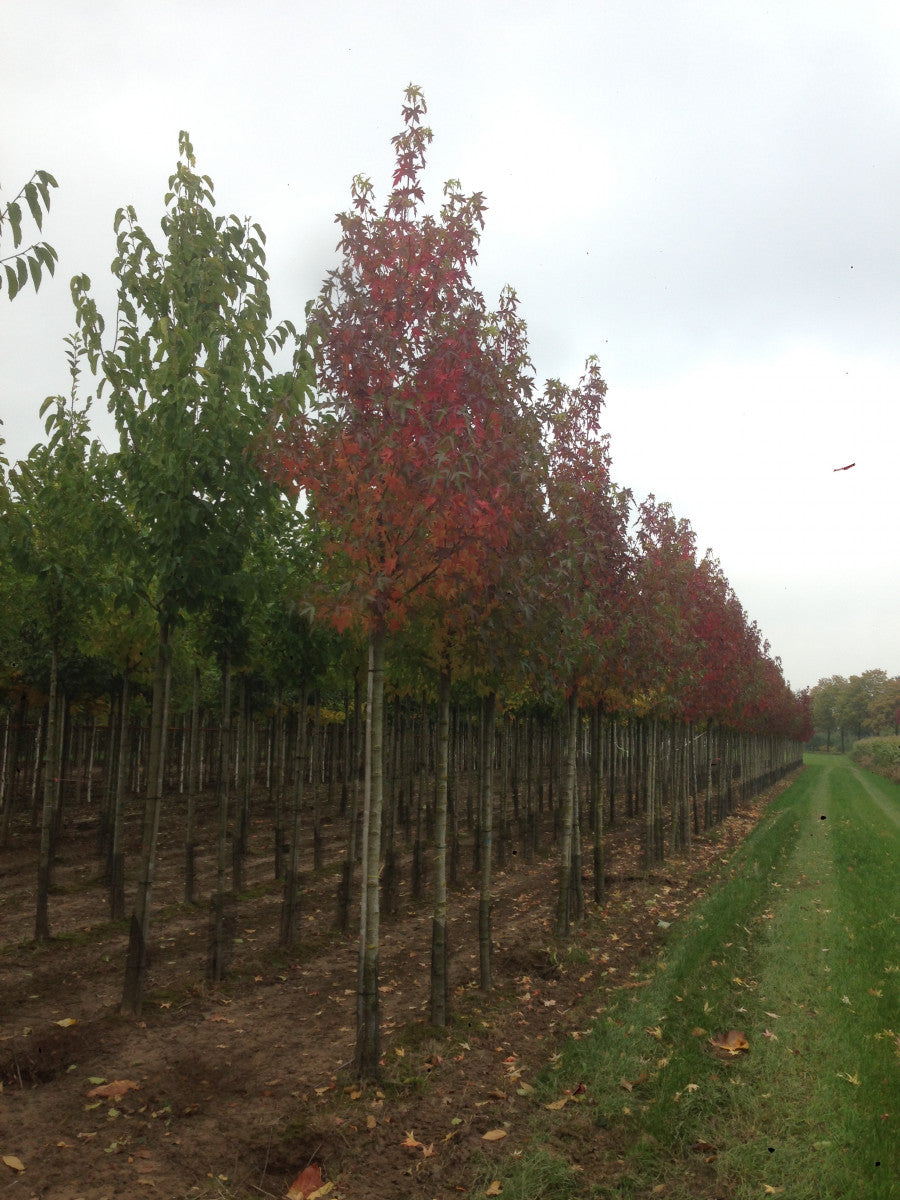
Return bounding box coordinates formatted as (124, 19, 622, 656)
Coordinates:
(0, 779, 790, 1200)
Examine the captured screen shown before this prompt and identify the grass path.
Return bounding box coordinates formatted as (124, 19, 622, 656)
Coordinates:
(500, 756, 899, 1199)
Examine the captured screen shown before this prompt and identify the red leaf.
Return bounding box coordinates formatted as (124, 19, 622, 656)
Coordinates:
(285, 1163, 324, 1200)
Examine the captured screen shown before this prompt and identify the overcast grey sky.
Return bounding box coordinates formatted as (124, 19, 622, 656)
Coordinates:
(3, 0, 898, 691)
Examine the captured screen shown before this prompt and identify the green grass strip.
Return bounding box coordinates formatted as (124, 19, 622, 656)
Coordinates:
(501, 757, 899, 1199)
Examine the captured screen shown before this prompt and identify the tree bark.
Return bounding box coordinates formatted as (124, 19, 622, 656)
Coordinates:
(430, 665, 452, 1025)
(184, 666, 201, 904)
(121, 625, 171, 1015)
(555, 688, 579, 936)
(279, 690, 309, 948)
(355, 625, 385, 1079)
(478, 692, 496, 991)
(35, 646, 59, 941)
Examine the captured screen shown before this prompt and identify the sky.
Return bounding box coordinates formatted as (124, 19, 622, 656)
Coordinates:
(3, 0, 898, 692)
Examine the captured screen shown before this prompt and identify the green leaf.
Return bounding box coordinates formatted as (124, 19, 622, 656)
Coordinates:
(7, 201, 23, 248)
(24, 182, 44, 229)
(5, 262, 19, 299)
(28, 255, 41, 292)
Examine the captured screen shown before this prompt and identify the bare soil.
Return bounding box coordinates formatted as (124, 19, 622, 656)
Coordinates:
(0, 780, 790, 1200)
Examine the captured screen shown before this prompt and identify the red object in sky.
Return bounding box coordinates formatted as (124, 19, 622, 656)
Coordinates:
(833, 462, 855, 471)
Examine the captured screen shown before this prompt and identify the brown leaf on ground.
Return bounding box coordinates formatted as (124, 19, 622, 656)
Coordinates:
(284, 1162, 324, 1199)
(482, 1129, 507, 1141)
(709, 1030, 749, 1055)
(2, 1156, 25, 1173)
(87, 1080, 139, 1100)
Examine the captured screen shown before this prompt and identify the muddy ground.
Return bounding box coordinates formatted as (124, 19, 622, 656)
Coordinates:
(0, 778, 790, 1200)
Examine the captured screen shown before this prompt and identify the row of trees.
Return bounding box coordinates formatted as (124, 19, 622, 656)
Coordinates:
(810, 669, 900, 749)
(1, 89, 811, 1077)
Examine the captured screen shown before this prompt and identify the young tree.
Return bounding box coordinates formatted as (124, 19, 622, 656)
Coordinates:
(265, 86, 537, 1074)
(73, 132, 310, 1015)
(3, 343, 105, 939)
(539, 359, 632, 933)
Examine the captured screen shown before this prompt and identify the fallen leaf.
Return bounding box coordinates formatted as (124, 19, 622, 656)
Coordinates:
(366, 1115, 376, 1130)
(709, 1030, 749, 1055)
(284, 1162, 324, 1199)
(401, 1132, 424, 1151)
(762, 1029, 778, 1041)
(2, 1156, 25, 1173)
(482, 1129, 507, 1141)
(763, 1187, 784, 1196)
(55, 1018, 77, 1028)
(486, 1183, 503, 1196)
(545, 1098, 568, 1110)
(645, 1025, 663, 1041)
(690, 1140, 717, 1154)
(88, 1080, 139, 1100)
(619, 1077, 634, 1092)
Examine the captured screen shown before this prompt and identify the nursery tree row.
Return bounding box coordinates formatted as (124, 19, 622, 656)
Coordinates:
(0, 89, 812, 1078)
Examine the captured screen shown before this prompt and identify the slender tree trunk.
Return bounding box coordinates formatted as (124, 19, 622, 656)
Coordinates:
(337, 671, 362, 933)
(556, 689, 579, 936)
(644, 716, 662, 868)
(273, 699, 287, 880)
(35, 646, 60, 941)
(311, 695, 323, 871)
(121, 625, 171, 1015)
(109, 674, 130, 921)
(184, 666, 201, 904)
(355, 625, 385, 1079)
(478, 692, 496, 991)
(279, 690, 309, 948)
(593, 704, 606, 905)
(430, 665, 452, 1025)
(209, 655, 235, 980)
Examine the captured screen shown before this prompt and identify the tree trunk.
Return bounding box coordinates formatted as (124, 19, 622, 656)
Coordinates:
(35, 646, 60, 941)
(184, 666, 201, 904)
(593, 704, 606, 905)
(556, 689, 579, 936)
(109, 674, 130, 922)
(430, 666, 452, 1025)
(121, 625, 171, 1015)
(478, 692, 496, 991)
(279, 690, 309, 948)
(355, 625, 386, 1079)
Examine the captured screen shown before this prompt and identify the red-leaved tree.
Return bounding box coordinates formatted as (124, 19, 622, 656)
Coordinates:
(265, 85, 538, 1075)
